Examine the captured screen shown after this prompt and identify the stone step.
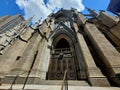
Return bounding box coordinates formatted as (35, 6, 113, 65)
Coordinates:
(2, 76, 90, 86)
(31, 80, 90, 86)
(0, 84, 119, 90)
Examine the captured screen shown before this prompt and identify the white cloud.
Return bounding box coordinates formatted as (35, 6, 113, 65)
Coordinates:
(16, 0, 84, 23)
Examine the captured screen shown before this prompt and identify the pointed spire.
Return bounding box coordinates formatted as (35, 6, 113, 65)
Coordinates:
(86, 7, 99, 17)
(25, 15, 35, 26)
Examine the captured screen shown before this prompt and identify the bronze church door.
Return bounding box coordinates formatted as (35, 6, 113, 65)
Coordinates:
(47, 48, 77, 80)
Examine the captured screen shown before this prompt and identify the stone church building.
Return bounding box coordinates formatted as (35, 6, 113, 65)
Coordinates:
(0, 8, 120, 90)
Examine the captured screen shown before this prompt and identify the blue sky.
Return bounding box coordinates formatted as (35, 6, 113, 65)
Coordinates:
(0, 0, 110, 22)
(82, 0, 110, 13)
(0, 0, 24, 16)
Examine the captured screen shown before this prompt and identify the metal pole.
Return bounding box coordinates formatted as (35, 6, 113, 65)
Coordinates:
(61, 70, 67, 90)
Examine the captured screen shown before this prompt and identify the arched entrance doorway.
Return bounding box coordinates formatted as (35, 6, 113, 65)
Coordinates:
(47, 37, 77, 80)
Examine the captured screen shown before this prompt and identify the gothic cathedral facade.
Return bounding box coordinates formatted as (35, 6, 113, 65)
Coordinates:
(0, 8, 120, 89)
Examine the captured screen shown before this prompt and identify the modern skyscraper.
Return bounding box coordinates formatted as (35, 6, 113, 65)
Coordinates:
(107, 0, 120, 15)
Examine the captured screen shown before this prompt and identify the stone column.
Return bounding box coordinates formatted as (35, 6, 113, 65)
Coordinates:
(0, 28, 34, 77)
(9, 32, 41, 77)
(110, 22, 120, 47)
(72, 21, 110, 86)
(84, 22, 120, 85)
(29, 38, 51, 80)
(29, 19, 52, 83)
(97, 11, 119, 28)
(77, 33, 110, 86)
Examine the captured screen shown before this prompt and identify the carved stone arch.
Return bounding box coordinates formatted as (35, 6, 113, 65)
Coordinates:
(51, 28, 78, 54)
(51, 28, 77, 43)
(47, 27, 87, 80)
